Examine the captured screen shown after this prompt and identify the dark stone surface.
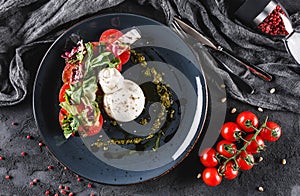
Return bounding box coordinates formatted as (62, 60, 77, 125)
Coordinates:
(0, 1, 299, 196)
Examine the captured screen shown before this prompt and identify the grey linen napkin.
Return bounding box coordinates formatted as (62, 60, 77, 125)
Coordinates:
(0, 0, 299, 113)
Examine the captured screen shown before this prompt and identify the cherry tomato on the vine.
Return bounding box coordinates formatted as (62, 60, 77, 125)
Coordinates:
(236, 111, 259, 132)
(259, 121, 282, 142)
(220, 122, 242, 142)
(200, 148, 219, 167)
(202, 168, 222, 186)
(236, 151, 254, 170)
(216, 140, 237, 158)
(221, 161, 239, 180)
(244, 134, 265, 154)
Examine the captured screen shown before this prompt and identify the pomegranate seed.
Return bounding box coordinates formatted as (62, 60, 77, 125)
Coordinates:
(45, 190, 50, 195)
(69, 192, 74, 196)
(39, 142, 44, 147)
(47, 165, 53, 170)
(87, 183, 92, 188)
(21, 152, 27, 157)
(61, 190, 67, 195)
(64, 186, 70, 190)
(11, 121, 17, 126)
(59, 184, 64, 189)
(5, 175, 11, 179)
(26, 135, 31, 139)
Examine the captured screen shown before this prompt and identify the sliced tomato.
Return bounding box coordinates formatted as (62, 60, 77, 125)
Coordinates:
(59, 108, 68, 127)
(79, 114, 104, 136)
(119, 49, 131, 65)
(99, 29, 123, 44)
(62, 63, 78, 83)
(59, 83, 70, 102)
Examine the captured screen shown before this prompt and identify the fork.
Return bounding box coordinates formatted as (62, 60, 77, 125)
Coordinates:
(170, 20, 254, 94)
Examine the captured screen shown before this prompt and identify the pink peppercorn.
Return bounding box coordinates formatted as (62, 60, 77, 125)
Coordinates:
(87, 183, 92, 188)
(5, 175, 11, 179)
(45, 190, 50, 195)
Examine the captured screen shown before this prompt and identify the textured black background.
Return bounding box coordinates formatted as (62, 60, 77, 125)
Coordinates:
(0, 1, 299, 195)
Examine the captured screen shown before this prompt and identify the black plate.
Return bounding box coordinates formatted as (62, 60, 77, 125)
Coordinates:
(33, 13, 208, 185)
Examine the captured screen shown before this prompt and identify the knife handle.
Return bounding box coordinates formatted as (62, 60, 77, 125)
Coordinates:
(212, 54, 254, 94)
(217, 46, 273, 81)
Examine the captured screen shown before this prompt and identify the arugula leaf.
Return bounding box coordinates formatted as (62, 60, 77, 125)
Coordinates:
(60, 112, 79, 139)
(60, 101, 78, 115)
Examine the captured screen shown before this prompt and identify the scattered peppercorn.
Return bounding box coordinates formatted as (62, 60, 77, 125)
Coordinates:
(21, 152, 27, 157)
(59, 184, 64, 189)
(64, 167, 68, 170)
(33, 178, 38, 183)
(77, 177, 81, 182)
(29, 181, 35, 186)
(5, 175, 11, 179)
(231, 108, 237, 114)
(45, 190, 50, 195)
(64, 186, 70, 190)
(87, 183, 92, 188)
(69, 192, 74, 196)
(258, 186, 264, 192)
(54, 194, 59, 196)
(39, 142, 44, 147)
(61, 190, 67, 195)
(0, 156, 3, 160)
(257, 107, 264, 112)
(270, 88, 276, 94)
(258, 157, 264, 162)
(11, 121, 17, 126)
(47, 165, 53, 170)
(26, 135, 31, 140)
(196, 173, 202, 179)
(281, 159, 287, 165)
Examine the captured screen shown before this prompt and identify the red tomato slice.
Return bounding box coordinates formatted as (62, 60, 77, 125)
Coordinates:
(59, 83, 70, 102)
(79, 114, 104, 136)
(59, 108, 68, 127)
(99, 29, 123, 44)
(119, 49, 130, 65)
(62, 63, 78, 83)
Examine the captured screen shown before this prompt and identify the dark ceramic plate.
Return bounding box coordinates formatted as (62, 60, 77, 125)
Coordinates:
(33, 13, 208, 185)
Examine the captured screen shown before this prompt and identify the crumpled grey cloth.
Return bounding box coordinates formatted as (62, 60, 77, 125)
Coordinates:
(1, 0, 300, 113)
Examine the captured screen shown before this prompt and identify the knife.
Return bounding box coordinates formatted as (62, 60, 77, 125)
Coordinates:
(173, 17, 273, 82)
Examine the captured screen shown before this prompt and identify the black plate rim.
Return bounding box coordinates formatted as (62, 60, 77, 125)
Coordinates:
(32, 12, 209, 185)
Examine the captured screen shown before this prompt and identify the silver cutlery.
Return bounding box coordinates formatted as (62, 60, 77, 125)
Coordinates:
(170, 18, 254, 94)
(173, 17, 273, 82)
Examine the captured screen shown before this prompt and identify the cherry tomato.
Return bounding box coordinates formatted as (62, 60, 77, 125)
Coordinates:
(200, 148, 219, 167)
(236, 151, 254, 170)
(59, 108, 68, 127)
(99, 29, 123, 44)
(236, 111, 259, 132)
(118, 49, 131, 65)
(259, 121, 282, 142)
(221, 161, 239, 180)
(220, 122, 242, 142)
(216, 140, 237, 158)
(79, 114, 104, 136)
(244, 134, 265, 154)
(202, 168, 222, 186)
(62, 63, 78, 83)
(59, 83, 70, 102)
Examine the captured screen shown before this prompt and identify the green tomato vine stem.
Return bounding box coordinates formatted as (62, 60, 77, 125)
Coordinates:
(218, 116, 268, 175)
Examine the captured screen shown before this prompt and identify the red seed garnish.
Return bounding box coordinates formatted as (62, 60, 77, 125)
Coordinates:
(39, 142, 44, 147)
(26, 135, 31, 139)
(21, 152, 27, 157)
(54, 194, 59, 196)
(77, 177, 81, 182)
(64, 186, 70, 190)
(61, 190, 67, 195)
(68, 192, 74, 196)
(87, 183, 92, 188)
(5, 175, 11, 179)
(90, 194, 95, 196)
(0, 156, 3, 160)
(29, 181, 35, 186)
(45, 190, 50, 195)
(11, 121, 17, 126)
(33, 178, 38, 183)
(47, 165, 53, 170)
(64, 167, 68, 170)
(59, 184, 64, 189)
